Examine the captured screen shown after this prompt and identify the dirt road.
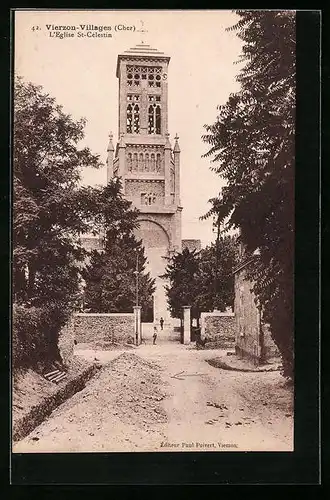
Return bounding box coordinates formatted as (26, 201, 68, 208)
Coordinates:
(13, 339, 293, 453)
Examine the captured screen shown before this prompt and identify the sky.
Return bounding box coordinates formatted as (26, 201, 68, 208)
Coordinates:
(14, 10, 243, 247)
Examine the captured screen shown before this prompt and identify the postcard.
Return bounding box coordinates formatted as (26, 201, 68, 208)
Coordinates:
(12, 9, 295, 457)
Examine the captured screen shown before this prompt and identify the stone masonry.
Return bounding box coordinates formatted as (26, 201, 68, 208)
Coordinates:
(58, 317, 75, 366)
(234, 258, 279, 364)
(200, 311, 236, 348)
(73, 313, 135, 346)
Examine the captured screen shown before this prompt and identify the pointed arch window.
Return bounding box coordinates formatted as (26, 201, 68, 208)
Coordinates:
(155, 106, 161, 134)
(133, 153, 138, 171)
(150, 153, 156, 171)
(141, 192, 157, 205)
(127, 152, 132, 172)
(126, 106, 138, 134)
(139, 152, 144, 171)
(156, 153, 161, 172)
(126, 104, 133, 133)
(148, 193, 156, 205)
(148, 103, 161, 135)
(127, 95, 140, 134)
(133, 104, 140, 133)
(145, 153, 150, 171)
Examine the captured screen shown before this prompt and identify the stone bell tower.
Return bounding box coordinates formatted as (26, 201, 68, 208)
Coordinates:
(107, 43, 182, 324)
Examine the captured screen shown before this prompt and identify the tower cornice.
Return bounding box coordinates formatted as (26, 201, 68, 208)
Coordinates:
(116, 43, 170, 77)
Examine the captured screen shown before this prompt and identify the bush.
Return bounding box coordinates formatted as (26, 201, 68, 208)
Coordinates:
(12, 304, 44, 369)
(12, 303, 66, 370)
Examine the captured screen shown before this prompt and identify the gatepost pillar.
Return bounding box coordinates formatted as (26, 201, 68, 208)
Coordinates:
(133, 306, 142, 346)
(183, 306, 191, 345)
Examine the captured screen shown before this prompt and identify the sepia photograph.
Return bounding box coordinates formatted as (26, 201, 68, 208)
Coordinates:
(12, 9, 295, 455)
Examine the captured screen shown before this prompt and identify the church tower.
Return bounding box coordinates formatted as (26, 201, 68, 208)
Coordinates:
(108, 43, 182, 324)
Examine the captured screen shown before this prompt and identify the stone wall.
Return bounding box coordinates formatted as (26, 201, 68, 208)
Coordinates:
(200, 312, 235, 348)
(262, 322, 280, 360)
(234, 267, 261, 363)
(80, 236, 104, 252)
(234, 265, 279, 364)
(73, 313, 135, 346)
(58, 317, 75, 366)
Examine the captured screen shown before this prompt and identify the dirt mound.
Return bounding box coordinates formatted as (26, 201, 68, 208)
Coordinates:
(102, 352, 168, 427)
(110, 351, 163, 372)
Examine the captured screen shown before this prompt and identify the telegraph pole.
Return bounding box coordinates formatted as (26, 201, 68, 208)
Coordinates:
(135, 252, 139, 308)
(213, 215, 221, 311)
(134, 251, 140, 345)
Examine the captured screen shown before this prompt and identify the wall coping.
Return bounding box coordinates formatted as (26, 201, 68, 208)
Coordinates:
(200, 312, 235, 318)
(233, 255, 258, 275)
(74, 313, 134, 317)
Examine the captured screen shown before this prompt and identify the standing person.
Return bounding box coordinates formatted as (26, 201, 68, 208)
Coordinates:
(160, 317, 164, 331)
(153, 326, 158, 345)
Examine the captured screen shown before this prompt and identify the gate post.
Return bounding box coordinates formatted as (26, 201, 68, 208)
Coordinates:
(133, 306, 142, 345)
(183, 306, 191, 345)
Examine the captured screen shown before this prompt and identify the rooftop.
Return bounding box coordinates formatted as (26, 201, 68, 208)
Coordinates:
(116, 43, 170, 76)
(121, 42, 168, 57)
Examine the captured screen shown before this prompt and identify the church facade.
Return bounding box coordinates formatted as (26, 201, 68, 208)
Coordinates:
(106, 43, 183, 324)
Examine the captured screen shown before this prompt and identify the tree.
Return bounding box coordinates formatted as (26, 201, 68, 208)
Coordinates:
(202, 11, 295, 377)
(163, 239, 237, 324)
(162, 248, 200, 322)
(82, 179, 155, 318)
(200, 195, 238, 310)
(13, 77, 102, 366)
(198, 237, 238, 312)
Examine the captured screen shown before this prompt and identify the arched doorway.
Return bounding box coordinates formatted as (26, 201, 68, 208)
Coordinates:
(133, 219, 170, 325)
